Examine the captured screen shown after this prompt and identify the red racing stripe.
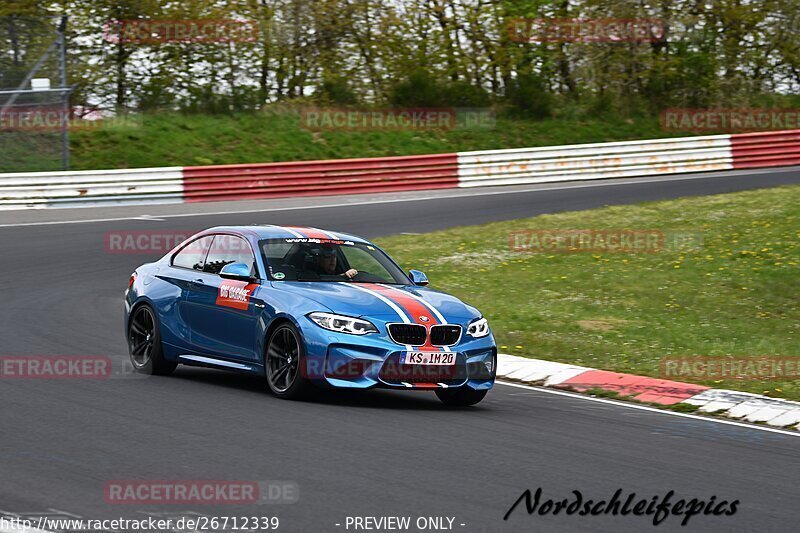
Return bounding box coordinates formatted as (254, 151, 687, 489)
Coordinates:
(362, 283, 442, 351)
(283, 226, 332, 240)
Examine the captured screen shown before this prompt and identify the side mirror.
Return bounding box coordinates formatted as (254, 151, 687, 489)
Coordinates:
(408, 269, 429, 286)
(220, 263, 257, 283)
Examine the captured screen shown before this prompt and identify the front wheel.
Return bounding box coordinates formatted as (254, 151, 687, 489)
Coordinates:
(128, 304, 176, 376)
(435, 388, 487, 406)
(265, 323, 313, 400)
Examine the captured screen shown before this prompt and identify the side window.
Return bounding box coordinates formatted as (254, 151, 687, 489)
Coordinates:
(204, 235, 257, 276)
(172, 235, 214, 271)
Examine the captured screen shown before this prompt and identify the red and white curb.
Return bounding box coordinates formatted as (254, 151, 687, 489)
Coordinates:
(497, 354, 800, 430)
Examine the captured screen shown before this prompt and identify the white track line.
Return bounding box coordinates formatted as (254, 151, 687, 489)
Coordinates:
(0, 169, 792, 228)
(496, 381, 800, 438)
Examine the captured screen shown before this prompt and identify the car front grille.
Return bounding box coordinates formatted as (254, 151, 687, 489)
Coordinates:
(387, 323, 462, 347)
(387, 324, 427, 346)
(430, 325, 461, 346)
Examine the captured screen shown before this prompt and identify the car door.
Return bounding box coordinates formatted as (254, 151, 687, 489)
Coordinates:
(156, 234, 215, 351)
(185, 234, 264, 362)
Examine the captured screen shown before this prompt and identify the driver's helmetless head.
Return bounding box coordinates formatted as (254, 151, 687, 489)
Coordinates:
(317, 246, 337, 274)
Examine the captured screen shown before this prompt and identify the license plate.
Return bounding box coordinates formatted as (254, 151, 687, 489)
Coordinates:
(401, 351, 456, 366)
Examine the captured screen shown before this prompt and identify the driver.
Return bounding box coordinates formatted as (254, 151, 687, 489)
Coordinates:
(315, 244, 358, 279)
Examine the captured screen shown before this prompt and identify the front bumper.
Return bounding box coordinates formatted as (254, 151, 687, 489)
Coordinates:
(298, 315, 496, 391)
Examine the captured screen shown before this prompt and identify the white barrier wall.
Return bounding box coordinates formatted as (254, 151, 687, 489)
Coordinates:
(0, 167, 184, 209)
(1, 130, 798, 209)
(457, 135, 734, 187)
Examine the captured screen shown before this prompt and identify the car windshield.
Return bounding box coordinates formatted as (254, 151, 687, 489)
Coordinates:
(260, 238, 409, 284)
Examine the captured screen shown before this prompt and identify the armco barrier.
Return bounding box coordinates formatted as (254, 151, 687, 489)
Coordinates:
(457, 135, 733, 187)
(0, 167, 183, 209)
(182, 153, 459, 202)
(0, 130, 798, 209)
(730, 130, 800, 169)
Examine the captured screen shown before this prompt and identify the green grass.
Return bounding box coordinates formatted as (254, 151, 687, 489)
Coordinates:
(0, 131, 67, 173)
(68, 109, 702, 170)
(373, 186, 800, 401)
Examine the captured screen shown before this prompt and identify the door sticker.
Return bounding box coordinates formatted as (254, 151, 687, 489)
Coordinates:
(216, 280, 259, 310)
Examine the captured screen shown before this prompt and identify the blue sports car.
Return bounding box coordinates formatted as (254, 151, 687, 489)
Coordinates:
(124, 225, 496, 405)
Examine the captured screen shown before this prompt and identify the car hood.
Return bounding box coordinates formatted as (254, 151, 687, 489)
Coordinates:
(272, 282, 481, 322)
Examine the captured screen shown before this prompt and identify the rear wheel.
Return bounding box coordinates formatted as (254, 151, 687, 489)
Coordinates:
(265, 323, 312, 399)
(435, 388, 487, 406)
(128, 305, 176, 376)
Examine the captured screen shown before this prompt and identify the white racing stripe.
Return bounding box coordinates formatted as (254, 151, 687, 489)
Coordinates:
(271, 225, 304, 238)
(381, 283, 446, 323)
(308, 226, 341, 240)
(379, 283, 452, 352)
(282, 225, 339, 240)
(348, 284, 413, 351)
(349, 284, 411, 324)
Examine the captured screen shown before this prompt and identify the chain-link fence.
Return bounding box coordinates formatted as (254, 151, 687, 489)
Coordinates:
(0, 15, 71, 173)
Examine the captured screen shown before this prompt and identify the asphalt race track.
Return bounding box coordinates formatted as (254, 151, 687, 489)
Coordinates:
(1, 168, 800, 533)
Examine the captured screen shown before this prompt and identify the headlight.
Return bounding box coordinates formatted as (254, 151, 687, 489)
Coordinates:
(308, 312, 378, 335)
(467, 317, 490, 338)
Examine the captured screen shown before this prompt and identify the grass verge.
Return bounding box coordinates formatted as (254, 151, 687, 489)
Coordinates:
(374, 186, 800, 401)
(67, 110, 703, 171)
